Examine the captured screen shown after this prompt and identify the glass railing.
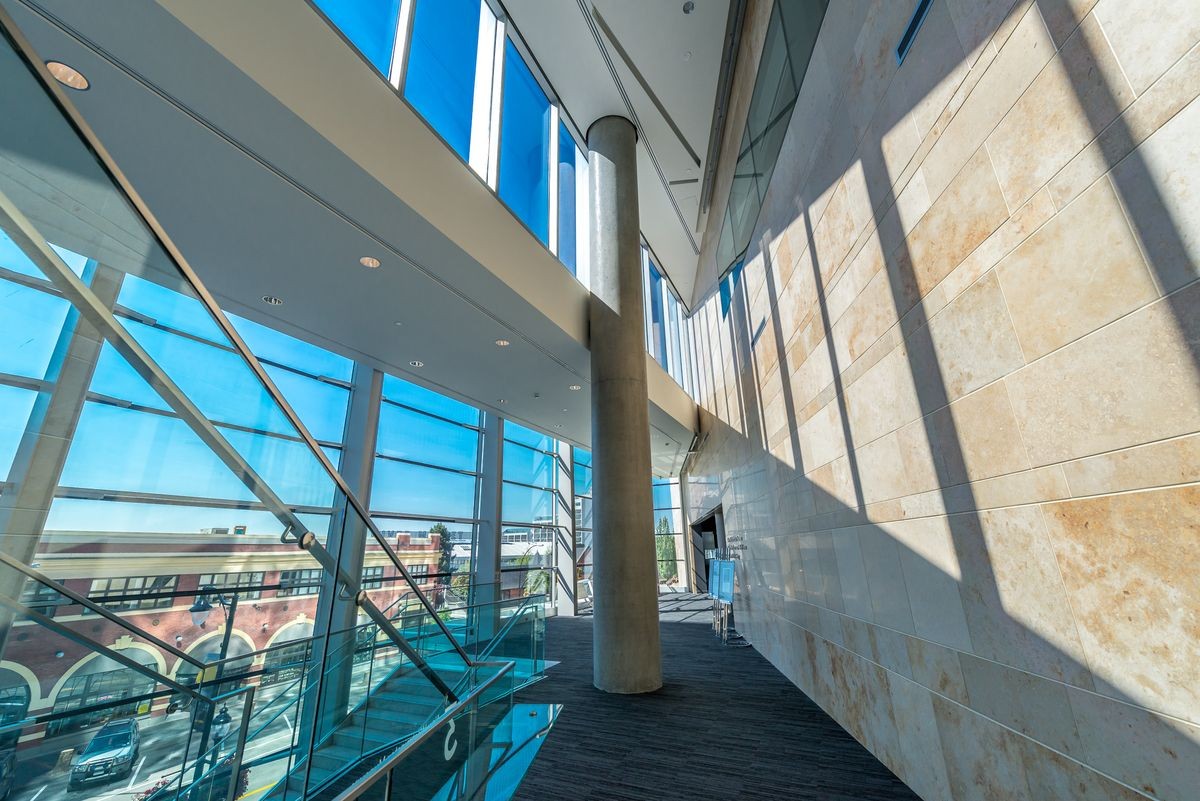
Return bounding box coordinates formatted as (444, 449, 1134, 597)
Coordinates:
(0, 581, 264, 801)
(324, 661, 520, 801)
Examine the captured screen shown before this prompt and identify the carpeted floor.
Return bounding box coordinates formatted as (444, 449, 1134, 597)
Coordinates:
(511, 613, 920, 801)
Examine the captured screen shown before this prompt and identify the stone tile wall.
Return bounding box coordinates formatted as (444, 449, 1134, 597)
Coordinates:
(684, 1, 1200, 799)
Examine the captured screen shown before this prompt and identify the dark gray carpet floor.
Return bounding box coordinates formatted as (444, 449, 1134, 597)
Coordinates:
(511, 614, 920, 801)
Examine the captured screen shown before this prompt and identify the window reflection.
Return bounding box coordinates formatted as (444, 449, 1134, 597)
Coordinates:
(497, 39, 551, 244)
(403, 0, 483, 159)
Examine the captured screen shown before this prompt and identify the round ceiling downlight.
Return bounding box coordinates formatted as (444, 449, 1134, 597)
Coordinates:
(46, 61, 89, 90)
(359, 256, 381, 269)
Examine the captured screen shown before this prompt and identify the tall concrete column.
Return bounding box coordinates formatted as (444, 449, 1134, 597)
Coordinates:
(586, 115, 662, 694)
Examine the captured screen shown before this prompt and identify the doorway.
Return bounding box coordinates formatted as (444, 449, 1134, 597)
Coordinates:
(688, 506, 724, 593)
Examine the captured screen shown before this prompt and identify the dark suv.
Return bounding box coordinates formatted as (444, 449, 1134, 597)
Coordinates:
(69, 719, 140, 789)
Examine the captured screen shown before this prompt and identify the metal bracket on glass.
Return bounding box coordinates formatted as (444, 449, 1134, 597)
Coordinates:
(281, 522, 302, 544)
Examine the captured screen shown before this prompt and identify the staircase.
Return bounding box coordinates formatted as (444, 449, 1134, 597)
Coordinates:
(269, 658, 470, 800)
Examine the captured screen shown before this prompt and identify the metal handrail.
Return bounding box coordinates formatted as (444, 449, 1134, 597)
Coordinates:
(330, 661, 515, 801)
(0, 552, 205, 668)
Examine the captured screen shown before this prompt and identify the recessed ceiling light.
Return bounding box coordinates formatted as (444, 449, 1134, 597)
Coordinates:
(359, 256, 381, 269)
(409, 360, 423, 368)
(569, 384, 582, 391)
(494, 339, 510, 347)
(393, 321, 403, 326)
(46, 61, 89, 91)
(682, 1, 695, 14)
(554, 424, 563, 429)
(497, 399, 507, 404)
(262, 295, 283, 305)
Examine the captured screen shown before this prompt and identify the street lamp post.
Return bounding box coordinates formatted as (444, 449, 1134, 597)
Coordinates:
(189, 585, 239, 784)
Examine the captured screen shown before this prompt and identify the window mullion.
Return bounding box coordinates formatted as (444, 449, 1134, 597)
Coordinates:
(485, 21, 507, 189)
(469, 3, 500, 178)
(547, 105, 560, 256)
(387, 0, 418, 90)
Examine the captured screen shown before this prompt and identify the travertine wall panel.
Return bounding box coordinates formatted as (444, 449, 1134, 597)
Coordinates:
(685, 1, 1200, 798)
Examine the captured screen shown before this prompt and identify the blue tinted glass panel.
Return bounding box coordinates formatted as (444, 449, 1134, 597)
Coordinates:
(647, 262, 667, 366)
(372, 458, 477, 518)
(314, 0, 401, 74)
(117, 274, 226, 343)
(504, 421, 554, 452)
(92, 336, 348, 446)
(377, 403, 478, 471)
(0, 384, 35, 482)
(572, 446, 591, 467)
(501, 482, 554, 524)
(382, 374, 479, 426)
(497, 40, 551, 244)
(573, 463, 592, 498)
(404, 0, 482, 159)
(262, 365, 350, 444)
(229, 313, 353, 381)
(90, 342, 166, 408)
(0, 280, 71, 379)
(60, 403, 335, 507)
(0, 232, 86, 279)
(651, 482, 675, 511)
(118, 320, 306, 437)
(557, 124, 577, 273)
(503, 441, 555, 489)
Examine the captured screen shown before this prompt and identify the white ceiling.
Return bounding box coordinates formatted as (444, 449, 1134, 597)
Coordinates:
(504, 0, 734, 306)
(2, 0, 698, 475)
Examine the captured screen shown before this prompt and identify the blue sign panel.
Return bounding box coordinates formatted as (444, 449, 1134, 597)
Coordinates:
(712, 559, 735, 604)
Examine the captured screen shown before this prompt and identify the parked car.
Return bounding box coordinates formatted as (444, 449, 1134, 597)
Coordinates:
(68, 719, 140, 789)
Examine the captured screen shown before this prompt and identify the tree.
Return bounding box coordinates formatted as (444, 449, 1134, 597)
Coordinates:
(431, 523, 452, 575)
(655, 516, 678, 583)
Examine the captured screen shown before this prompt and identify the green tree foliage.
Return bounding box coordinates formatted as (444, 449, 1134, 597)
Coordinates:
(655, 515, 678, 583)
(431, 522, 452, 574)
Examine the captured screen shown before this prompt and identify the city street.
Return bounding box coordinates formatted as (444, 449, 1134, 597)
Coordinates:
(6, 689, 298, 801)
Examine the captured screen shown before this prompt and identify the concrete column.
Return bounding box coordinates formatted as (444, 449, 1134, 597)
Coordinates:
(586, 115, 662, 694)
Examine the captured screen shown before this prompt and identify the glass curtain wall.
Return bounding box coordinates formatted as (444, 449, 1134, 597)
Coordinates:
(500, 423, 564, 606)
(571, 447, 593, 610)
(651, 478, 687, 589)
(315, 0, 587, 278)
(641, 247, 699, 397)
(369, 374, 482, 613)
(713, 0, 828, 274)
(497, 39, 552, 245)
(403, 0, 482, 160)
